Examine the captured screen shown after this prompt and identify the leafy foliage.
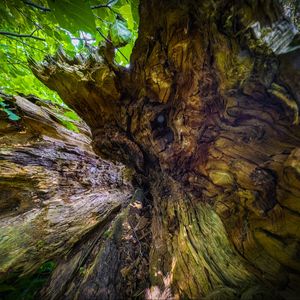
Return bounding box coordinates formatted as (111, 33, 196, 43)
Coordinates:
(110, 17, 132, 47)
(0, 0, 139, 107)
(0, 97, 20, 121)
(47, 0, 97, 35)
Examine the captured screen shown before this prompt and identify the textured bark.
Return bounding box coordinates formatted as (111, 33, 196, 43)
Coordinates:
(0, 94, 132, 282)
(2, 0, 300, 299)
(40, 188, 151, 300)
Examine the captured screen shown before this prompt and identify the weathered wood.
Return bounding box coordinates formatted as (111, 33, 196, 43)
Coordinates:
(8, 0, 300, 299)
(0, 94, 132, 282)
(40, 189, 151, 300)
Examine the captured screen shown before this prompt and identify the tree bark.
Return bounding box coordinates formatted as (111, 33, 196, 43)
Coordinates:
(2, 0, 300, 299)
(0, 94, 133, 286)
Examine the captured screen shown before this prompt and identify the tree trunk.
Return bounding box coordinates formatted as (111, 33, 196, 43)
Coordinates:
(2, 0, 300, 299)
(0, 94, 135, 296)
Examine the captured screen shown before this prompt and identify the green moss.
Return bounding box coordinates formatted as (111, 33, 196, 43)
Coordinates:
(102, 228, 112, 239)
(79, 266, 87, 276)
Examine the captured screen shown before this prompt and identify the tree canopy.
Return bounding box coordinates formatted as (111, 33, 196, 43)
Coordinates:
(0, 0, 139, 104)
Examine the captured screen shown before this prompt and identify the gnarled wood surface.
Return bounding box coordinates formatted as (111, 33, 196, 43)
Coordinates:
(1, 0, 300, 299)
(0, 94, 132, 282)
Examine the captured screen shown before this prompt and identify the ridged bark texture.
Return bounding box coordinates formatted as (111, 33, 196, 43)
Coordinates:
(0, 94, 132, 280)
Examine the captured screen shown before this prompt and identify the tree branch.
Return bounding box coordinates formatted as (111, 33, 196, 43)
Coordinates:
(29, 48, 121, 130)
(4, 36, 48, 54)
(22, 0, 118, 14)
(0, 94, 131, 279)
(29, 47, 144, 170)
(91, 0, 116, 9)
(22, 0, 51, 12)
(90, 4, 108, 9)
(0, 31, 45, 41)
(91, 2, 120, 16)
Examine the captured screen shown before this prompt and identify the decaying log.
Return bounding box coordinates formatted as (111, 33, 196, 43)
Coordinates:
(40, 188, 151, 300)
(0, 94, 132, 282)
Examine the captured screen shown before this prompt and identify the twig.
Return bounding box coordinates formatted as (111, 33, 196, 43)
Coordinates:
(91, 3, 120, 17)
(116, 48, 129, 63)
(22, 0, 51, 12)
(91, 0, 116, 9)
(128, 220, 144, 258)
(0, 31, 45, 41)
(96, 27, 129, 63)
(71, 37, 96, 41)
(16, 40, 47, 53)
(29, 28, 38, 36)
(23, 0, 117, 14)
(90, 4, 108, 9)
(0, 36, 48, 54)
(96, 27, 111, 43)
(7, 56, 28, 65)
(15, 6, 43, 30)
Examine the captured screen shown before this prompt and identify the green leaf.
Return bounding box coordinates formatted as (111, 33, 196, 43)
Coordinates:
(130, 0, 140, 29)
(0, 99, 7, 106)
(64, 110, 81, 121)
(0, 98, 20, 121)
(118, 4, 134, 30)
(113, 0, 126, 8)
(2, 108, 21, 121)
(47, 0, 96, 35)
(7, 112, 21, 121)
(110, 18, 132, 47)
(61, 120, 80, 132)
